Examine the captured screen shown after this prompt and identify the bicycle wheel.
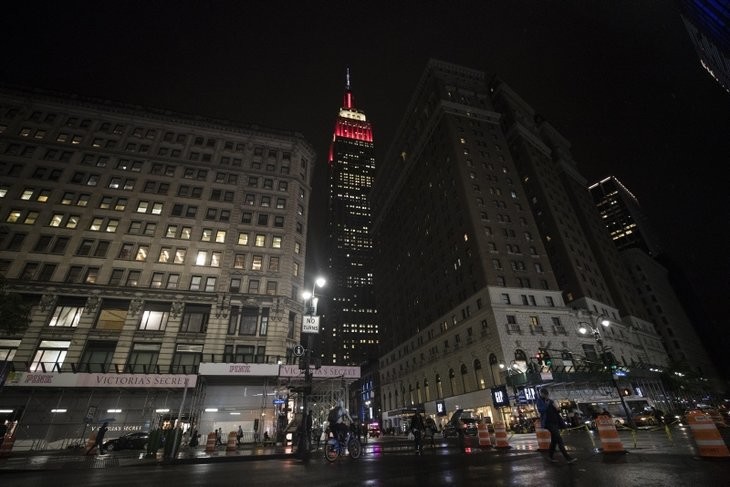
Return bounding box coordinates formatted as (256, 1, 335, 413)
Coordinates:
(324, 442, 339, 462)
(348, 438, 362, 459)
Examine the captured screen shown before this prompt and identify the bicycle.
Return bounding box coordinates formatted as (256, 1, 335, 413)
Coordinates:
(324, 430, 361, 462)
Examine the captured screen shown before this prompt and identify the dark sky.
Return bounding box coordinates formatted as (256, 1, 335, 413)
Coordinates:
(2, 1, 728, 327)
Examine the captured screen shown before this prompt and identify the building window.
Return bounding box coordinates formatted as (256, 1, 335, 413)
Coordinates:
(180, 304, 210, 333)
(30, 340, 71, 372)
(139, 303, 170, 331)
(126, 343, 161, 373)
(170, 344, 202, 374)
(48, 299, 85, 327)
(78, 340, 116, 373)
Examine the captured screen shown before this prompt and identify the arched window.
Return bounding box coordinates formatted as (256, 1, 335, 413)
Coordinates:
(424, 378, 431, 402)
(416, 381, 422, 404)
(449, 368, 456, 396)
(436, 374, 443, 399)
(409, 384, 414, 405)
(460, 363, 469, 394)
(474, 359, 486, 390)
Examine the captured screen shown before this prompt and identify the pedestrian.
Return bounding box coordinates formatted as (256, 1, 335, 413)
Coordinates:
(537, 389, 576, 464)
(237, 425, 243, 446)
(189, 428, 199, 447)
(410, 411, 425, 454)
(86, 421, 109, 455)
(215, 427, 223, 447)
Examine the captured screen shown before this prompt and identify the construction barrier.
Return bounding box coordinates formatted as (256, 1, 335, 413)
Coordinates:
(82, 432, 97, 455)
(226, 431, 237, 452)
(534, 419, 550, 451)
(0, 434, 16, 458)
(686, 410, 730, 458)
(205, 432, 217, 453)
(707, 410, 728, 429)
(596, 415, 626, 454)
(493, 422, 510, 449)
(477, 422, 492, 448)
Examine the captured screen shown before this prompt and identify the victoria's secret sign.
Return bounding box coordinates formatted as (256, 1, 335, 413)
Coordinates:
(5, 372, 197, 388)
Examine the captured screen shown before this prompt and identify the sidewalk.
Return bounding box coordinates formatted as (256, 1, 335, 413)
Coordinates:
(0, 442, 296, 472)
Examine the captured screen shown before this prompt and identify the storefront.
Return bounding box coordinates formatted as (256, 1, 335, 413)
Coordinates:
(1, 370, 197, 450)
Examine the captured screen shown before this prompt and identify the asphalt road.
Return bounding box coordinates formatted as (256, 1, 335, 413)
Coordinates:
(1, 430, 729, 487)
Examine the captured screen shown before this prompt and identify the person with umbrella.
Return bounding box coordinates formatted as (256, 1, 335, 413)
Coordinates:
(86, 422, 109, 455)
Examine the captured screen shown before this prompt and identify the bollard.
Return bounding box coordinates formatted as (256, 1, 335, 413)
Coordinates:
(477, 422, 492, 448)
(596, 415, 626, 454)
(205, 432, 217, 453)
(493, 422, 510, 449)
(533, 419, 550, 451)
(226, 431, 238, 452)
(686, 410, 730, 458)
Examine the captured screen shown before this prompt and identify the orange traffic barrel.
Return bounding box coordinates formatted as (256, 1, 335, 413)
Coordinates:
(477, 422, 492, 448)
(83, 432, 97, 455)
(226, 431, 238, 452)
(493, 422, 510, 449)
(534, 419, 550, 451)
(0, 434, 16, 458)
(205, 432, 217, 453)
(686, 410, 730, 458)
(595, 415, 626, 454)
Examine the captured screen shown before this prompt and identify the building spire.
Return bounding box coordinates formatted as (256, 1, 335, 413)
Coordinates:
(343, 67, 354, 109)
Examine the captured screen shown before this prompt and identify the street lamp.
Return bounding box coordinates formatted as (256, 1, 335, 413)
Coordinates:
(298, 276, 325, 456)
(577, 316, 634, 428)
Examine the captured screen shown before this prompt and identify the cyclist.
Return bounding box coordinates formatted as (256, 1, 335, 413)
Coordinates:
(328, 400, 353, 444)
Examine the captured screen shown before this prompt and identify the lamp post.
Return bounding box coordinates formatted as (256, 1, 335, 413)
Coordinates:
(299, 276, 325, 456)
(578, 317, 634, 428)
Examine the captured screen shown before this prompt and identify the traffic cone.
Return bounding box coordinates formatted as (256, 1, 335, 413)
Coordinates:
(477, 422, 492, 448)
(493, 422, 510, 449)
(596, 415, 626, 454)
(686, 410, 730, 458)
(534, 419, 550, 451)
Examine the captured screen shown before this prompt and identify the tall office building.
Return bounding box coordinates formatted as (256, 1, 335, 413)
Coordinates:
(678, 0, 730, 93)
(589, 177, 662, 256)
(590, 176, 720, 383)
(0, 86, 324, 446)
(323, 72, 378, 366)
(372, 60, 669, 431)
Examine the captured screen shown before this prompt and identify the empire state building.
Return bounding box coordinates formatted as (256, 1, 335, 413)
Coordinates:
(323, 71, 378, 365)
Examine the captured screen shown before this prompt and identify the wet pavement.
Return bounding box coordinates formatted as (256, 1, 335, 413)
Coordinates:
(0, 426, 728, 487)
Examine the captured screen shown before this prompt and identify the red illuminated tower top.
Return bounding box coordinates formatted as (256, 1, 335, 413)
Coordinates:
(328, 68, 373, 163)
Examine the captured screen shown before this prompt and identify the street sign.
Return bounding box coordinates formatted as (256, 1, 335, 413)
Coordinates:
(273, 398, 285, 405)
(302, 315, 320, 334)
(293, 345, 305, 357)
(84, 405, 97, 424)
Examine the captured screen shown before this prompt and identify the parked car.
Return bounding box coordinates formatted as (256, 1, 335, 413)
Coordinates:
(103, 431, 150, 451)
(632, 412, 659, 427)
(442, 409, 478, 437)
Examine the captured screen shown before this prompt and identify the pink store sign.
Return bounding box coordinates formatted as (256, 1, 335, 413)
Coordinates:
(5, 371, 197, 388)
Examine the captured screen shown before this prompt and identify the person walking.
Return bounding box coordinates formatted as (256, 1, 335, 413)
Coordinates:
(537, 388, 576, 464)
(86, 422, 109, 455)
(410, 411, 425, 454)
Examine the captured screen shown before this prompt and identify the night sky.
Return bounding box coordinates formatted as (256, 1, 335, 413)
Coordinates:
(2, 2, 728, 342)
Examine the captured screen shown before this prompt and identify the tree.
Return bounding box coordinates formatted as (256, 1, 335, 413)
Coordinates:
(0, 276, 31, 334)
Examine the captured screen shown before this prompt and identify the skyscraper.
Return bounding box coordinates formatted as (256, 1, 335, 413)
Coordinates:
(372, 60, 671, 431)
(678, 0, 730, 93)
(590, 176, 720, 383)
(323, 71, 378, 366)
